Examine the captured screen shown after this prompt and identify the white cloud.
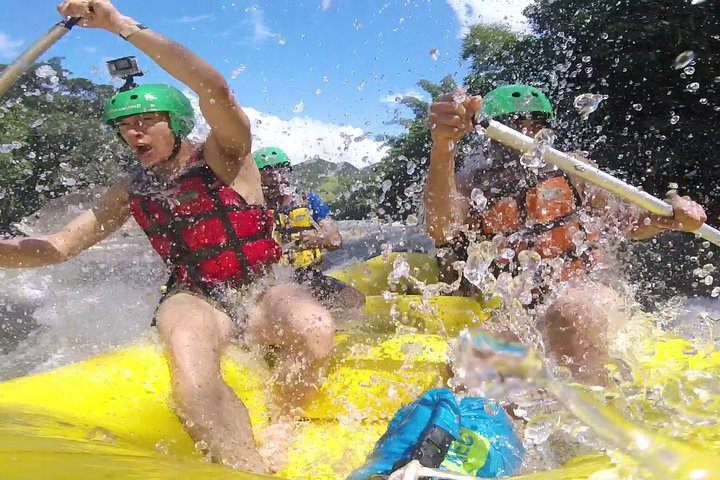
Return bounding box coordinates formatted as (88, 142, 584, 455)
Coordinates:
(320, 0, 333, 11)
(185, 92, 387, 168)
(83, 46, 98, 54)
(380, 89, 426, 104)
(177, 14, 214, 23)
(248, 5, 274, 42)
(220, 5, 278, 43)
(445, 0, 532, 35)
(246, 108, 388, 168)
(0, 32, 23, 58)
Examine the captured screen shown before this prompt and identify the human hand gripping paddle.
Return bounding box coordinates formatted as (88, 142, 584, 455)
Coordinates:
(467, 111, 720, 248)
(0, 16, 81, 97)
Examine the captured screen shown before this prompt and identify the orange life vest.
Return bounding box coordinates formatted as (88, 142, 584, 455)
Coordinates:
(474, 172, 599, 281)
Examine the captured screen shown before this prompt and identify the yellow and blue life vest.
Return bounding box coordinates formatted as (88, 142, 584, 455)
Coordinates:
(273, 204, 324, 269)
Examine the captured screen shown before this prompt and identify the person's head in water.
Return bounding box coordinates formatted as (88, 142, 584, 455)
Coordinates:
(103, 84, 195, 168)
(253, 147, 293, 204)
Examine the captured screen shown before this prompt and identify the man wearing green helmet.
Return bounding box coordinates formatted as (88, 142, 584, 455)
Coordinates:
(253, 147, 365, 309)
(0, 0, 336, 474)
(423, 85, 707, 385)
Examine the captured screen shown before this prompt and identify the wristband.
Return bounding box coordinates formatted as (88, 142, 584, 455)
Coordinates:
(119, 24, 148, 40)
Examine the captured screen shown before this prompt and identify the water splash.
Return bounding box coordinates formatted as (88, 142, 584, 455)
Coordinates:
(673, 51, 695, 70)
(573, 93, 608, 118)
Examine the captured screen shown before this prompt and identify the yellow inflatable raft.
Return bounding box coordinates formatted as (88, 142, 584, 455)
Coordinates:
(0, 252, 717, 479)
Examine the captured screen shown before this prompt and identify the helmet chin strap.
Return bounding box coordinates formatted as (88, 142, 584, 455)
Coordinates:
(167, 134, 183, 163)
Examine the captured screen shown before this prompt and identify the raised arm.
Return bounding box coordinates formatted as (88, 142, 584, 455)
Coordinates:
(423, 94, 482, 245)
(57, 0, 252, 178)
(0, 181, 131, 268)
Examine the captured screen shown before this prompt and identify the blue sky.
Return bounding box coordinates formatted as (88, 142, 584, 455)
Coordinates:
(1, 1, 531, 166)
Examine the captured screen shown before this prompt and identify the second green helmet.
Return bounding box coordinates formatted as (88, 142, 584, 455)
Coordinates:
(483, 84, 554, 119)
(103, 84, 195, 138)
(253, 147, 291, 170)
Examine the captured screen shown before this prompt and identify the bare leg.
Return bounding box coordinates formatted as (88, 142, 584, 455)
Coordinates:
(155, 292, 266, 473)
(246, 283, 335, 412)
(541, 281, 626, 384)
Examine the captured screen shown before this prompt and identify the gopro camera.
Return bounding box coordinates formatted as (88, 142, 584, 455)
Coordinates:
(106, 56, 143, 91)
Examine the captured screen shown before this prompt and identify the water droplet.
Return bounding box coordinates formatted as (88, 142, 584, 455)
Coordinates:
(406, 161, 416, 175)
(0, 188, 5, 200)
(293, 100, 304, 113)
(632, 103, 643, 111)
(448, 140, 455, 151)
(699, 98, 708, 105)
(470, 188, 487, 211)
(452, 91, 466, 104)
(673, 50, 695, 70)
(582, 55, 591, 63)
(500, 248, 515, 260)
(358, 81, 366, 91)
(711, 287, 719, 298)
(463, 241, 497, 287)
(30, 118, 44, 128)
(62, 177, 77, 187)
(381, 179, 392, 192)
(315, 88, 322, 95)
(684, 66, 695, 75)
(194, 440, 209, 453)
(686, 82, 700, 93)
(0, 141, 21, 153)
(573, 93, 607, 117)
(600, 32, 609, 40)
(278, 37, 286, 45)
(231, 65, 246, 79)
(704, 275, 714, 286)
(691, 0, 706, 4)
(35, 65, 57, 78)
(670, 114, 680, 125)
(429, 48, 439, 61)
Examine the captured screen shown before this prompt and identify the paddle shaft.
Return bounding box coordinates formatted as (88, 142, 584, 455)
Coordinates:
(485, 120, 720, 247)
(0, 17, 80, 98)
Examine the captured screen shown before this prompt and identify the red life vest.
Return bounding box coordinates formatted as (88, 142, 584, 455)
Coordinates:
(128, 149, 282, 290)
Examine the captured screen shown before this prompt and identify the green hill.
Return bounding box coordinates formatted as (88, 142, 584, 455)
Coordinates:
(292, 157, 380, 220)
(292, 158, 361, 203)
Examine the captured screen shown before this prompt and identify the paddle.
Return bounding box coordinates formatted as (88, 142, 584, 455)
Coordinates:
(0, 17, 81, 98)
(477, 119, 720, 248)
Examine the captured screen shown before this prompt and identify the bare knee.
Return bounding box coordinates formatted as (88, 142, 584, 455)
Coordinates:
(543, 285, 622, 380)
(296, 301, 335, 360)
(252, 284, 336, 360)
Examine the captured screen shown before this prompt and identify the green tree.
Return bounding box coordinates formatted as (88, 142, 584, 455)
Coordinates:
(0, 58, 133, 234)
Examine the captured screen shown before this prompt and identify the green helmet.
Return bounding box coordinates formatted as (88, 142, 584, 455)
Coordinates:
(483, 84, 554, 119)
(253, 147, 291, 170)
(103, 84, 195, 138)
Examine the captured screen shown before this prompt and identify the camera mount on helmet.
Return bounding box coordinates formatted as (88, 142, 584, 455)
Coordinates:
(106, 56, 143, 92)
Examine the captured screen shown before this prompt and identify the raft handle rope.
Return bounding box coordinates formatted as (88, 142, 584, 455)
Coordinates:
(387, 460, 484, 480)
